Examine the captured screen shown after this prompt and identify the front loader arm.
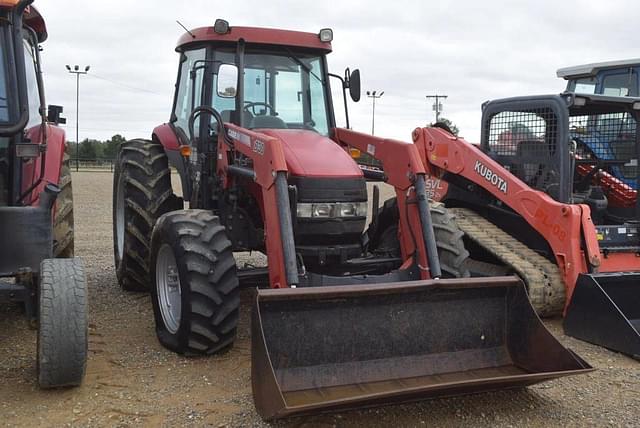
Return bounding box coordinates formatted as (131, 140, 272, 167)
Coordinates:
(217, 124, 295, 288)
(333, 128, 438, 279)
(413, 126, 601, 302)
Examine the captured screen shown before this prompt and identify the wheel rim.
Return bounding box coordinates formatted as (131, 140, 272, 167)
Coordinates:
(156, 244, 182, 334)
(115, 174, 125, 261)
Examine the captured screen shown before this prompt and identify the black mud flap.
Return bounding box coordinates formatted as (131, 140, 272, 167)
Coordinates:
(564, 273, 640, 359)
(252, 276, 592, 420)
(0, 206, 52, 276)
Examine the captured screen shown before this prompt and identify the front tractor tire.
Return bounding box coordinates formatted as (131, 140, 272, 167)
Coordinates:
(367, 198, 471, 278)
(37, 258, 88, 388)
(150, 210, 240, 355)
(113, 139, 180, 291)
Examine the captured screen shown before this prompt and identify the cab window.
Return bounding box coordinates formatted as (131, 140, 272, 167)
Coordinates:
(23, 38, 41, 129)
(173, 48, 206, 135)
(602, 72, 638, 97)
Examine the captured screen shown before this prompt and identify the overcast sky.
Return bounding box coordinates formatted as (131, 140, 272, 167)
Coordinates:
(36, 0, 640, 144)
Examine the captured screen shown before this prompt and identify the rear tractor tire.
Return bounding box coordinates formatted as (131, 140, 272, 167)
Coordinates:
(53, 143, 74, 258)
(150, 210, 240, 355)
(367, 198, 470, 278)
(113, 138, 181, 292)
(37, 258, 88, 388)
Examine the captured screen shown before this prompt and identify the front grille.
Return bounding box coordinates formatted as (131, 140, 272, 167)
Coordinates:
(289, 176, 367, 203)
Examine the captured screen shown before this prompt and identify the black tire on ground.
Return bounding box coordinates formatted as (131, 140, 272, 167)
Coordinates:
(366, 198, 470, 278)
(113, 139, 180, 291)
(150, 209, 240, 355)
(37, 258, 88, 388)
(53, 143, 74, 258)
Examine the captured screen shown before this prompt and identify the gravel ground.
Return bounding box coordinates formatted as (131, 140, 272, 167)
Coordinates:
(0, 171, 638, 427)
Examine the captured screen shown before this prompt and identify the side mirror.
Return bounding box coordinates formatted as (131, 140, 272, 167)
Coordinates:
(349, 69, 361, 102)
(47, 105, 66, 125)
(217, 64, 238, 98)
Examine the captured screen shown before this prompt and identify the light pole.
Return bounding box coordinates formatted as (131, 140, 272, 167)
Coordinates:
(66, 65, 90, 171)
(425, 94, 448, 122)
(366, 90, 384, 135)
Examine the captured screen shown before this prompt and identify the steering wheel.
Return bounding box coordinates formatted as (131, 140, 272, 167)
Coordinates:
(187, 105, 233, 147)
(243, 101, 276, 116)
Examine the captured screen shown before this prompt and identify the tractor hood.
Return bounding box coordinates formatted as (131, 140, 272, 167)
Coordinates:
(258, 129, 363, 178)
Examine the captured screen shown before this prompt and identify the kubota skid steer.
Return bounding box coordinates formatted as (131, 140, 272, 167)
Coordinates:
(112, 21, 591, 419)
(416, 92, 640, 359)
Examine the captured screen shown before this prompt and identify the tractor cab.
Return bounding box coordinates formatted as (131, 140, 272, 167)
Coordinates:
(167, 20, 367, 272)
(171, 21, 359, 141)
(558, 60, 640, 189)
(558, 58, 640, 97)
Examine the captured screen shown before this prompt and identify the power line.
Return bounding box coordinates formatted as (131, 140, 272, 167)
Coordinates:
(425, 94, 448, 122)
(87, 73, 167, 96)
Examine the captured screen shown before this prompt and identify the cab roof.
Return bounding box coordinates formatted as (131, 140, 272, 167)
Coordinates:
(0, 3, 47, 42)
(557, 58, 640, 80)
(25, 6, 47, 42)
(176, 25, 332, 53)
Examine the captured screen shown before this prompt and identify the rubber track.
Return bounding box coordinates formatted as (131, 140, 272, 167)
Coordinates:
(450, 207, 565, 316)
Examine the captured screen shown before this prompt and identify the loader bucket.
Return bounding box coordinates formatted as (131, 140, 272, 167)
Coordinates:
(252, 276, 592, 420)
(564, 273, 640, 359)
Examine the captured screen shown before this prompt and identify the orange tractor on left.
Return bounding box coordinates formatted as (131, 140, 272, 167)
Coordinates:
(0, 0, 87, 388)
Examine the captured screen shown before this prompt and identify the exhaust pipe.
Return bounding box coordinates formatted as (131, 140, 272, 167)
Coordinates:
(39, 183, 61, 210)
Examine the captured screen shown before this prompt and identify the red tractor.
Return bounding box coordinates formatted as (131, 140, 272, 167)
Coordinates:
(113, 20, 590, 419)
(415, 93, 640, 359)
(0, 0, 87, 387)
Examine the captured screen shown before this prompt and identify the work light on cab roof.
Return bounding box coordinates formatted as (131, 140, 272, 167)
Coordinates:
(212, 18, 333, 43)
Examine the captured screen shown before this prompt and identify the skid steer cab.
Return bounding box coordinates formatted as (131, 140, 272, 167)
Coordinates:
(113, 20, 591, 419)
(416, 92, 640, 359)
(0, 0, 87, 388)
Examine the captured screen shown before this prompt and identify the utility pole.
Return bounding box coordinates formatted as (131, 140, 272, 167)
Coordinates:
(66, 65, 90, 171)
(425, 94, 448, 123)
(366, 90, 384, 135)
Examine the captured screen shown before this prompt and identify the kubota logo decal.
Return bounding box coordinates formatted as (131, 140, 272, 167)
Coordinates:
(474, 161, 508, 194)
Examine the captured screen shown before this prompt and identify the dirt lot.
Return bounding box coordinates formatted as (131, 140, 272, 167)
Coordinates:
(0, 171, 639, 427)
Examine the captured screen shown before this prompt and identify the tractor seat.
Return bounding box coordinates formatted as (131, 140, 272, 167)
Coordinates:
(514, 140, 558, 194)
(250, 115, 288, 130)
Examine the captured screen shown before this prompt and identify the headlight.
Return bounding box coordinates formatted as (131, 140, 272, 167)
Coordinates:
(338, 202, 368, 217)
(296, 202, 367, 218)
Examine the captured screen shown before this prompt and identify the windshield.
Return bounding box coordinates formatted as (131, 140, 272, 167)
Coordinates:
(212, 49, 330, 135)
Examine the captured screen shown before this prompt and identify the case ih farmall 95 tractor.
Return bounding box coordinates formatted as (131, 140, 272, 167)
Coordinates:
(0, 0, 87, 388)
(113, 20, 590, 419)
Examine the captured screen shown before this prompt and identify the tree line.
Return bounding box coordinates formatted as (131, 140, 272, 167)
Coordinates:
(68, 134, 127, 160)
(67, 118, 459, 162)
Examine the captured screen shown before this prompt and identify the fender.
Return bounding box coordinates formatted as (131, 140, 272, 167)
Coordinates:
(22, 124, 65, 208)
(152, 123, 191, 200)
